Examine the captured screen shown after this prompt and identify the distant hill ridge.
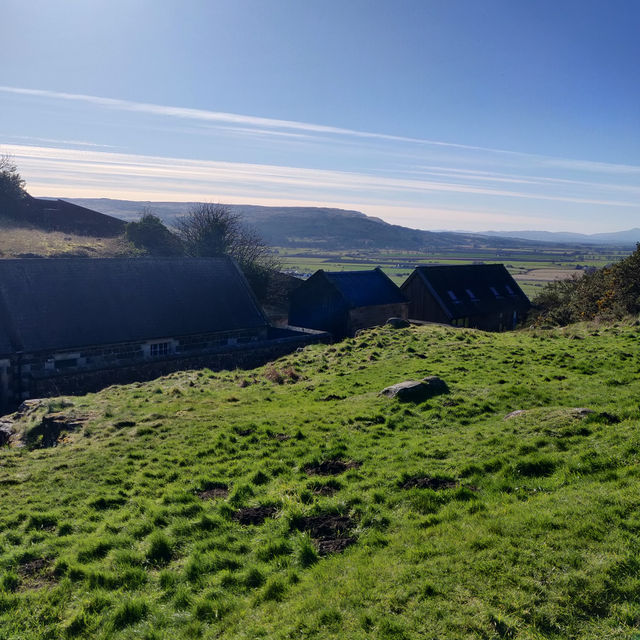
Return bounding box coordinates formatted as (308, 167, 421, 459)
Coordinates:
(480, 228, 640, 246)
(65, 197, 543, 250)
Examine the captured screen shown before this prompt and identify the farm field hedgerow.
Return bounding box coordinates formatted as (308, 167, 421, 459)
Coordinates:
(1, 321, 640, 639)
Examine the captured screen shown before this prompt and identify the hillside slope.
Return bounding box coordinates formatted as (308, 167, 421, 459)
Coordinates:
(65, 198, 542, 250)
(0, 215, 133, 258)
(1, 322, 640, 639)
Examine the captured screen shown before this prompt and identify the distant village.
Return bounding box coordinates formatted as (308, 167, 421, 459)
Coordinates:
(0, 195, 530, 414)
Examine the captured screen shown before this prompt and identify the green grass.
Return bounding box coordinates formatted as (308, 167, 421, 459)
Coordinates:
(2, 320, 640, 638)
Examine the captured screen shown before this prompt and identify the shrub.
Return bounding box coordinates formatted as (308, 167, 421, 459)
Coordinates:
(125, 213, 184, 256)
(533, 244, 640, 325)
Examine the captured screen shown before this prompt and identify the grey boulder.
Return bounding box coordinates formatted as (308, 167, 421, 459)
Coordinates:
(380, 376, 449, 402)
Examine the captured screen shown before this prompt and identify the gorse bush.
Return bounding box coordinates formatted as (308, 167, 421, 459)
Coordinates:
(533, 243, 640, 325)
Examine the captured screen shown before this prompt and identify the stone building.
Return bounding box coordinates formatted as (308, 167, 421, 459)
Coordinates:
(0, 257, 325, 413)
(288, 268, 408, 338)
(401, 263, 530, 331)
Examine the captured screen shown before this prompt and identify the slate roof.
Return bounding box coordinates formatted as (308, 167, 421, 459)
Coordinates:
(319, 268, 406, 308)
(406, 264, 530, 320)
(0, 257, 268, 355)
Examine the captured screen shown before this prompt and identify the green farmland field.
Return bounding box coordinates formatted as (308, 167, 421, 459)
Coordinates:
(277, 245, 628, 298)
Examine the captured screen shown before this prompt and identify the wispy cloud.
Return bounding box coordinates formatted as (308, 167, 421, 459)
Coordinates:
(4, 84, 640, 178)
(1, 134, 116, 149)
(1, 85, 639, 232)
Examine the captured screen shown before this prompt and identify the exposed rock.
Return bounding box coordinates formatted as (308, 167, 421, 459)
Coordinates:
(505, 407, 597, 421)
(380, 376, 449, 402)
(0, 423, 13, 446)
(571, 408, 596, 417)
(386, 317, 410, 329)
(504, 410, 528, 420)
(27, 413, 86, 448)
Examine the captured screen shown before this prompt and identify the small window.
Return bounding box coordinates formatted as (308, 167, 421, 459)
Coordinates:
(490, 286, 502, 298)
(150, 342, 170, 357)
(465, 288, 477, 300)
(505, 285, 515, 295)
(447, 290, 458, 301)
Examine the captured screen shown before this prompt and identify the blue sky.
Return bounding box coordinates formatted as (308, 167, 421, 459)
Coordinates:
(1, 0, 638, 232)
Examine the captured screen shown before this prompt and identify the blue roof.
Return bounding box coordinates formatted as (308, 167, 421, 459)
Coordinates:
(320, 268, 406, 308)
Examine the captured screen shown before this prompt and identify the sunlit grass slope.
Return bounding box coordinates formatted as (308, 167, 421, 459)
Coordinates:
(0, 216, 131, 258)
(1, 321, 640, 639)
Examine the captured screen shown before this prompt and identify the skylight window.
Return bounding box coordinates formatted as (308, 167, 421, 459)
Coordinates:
(505, 285, 515, 295)
(447, 290, 457, 301)
(465, 288, 478, 300)
(490, 286, 502, 298)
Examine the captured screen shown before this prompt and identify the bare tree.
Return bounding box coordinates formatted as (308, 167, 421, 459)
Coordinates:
(174, 203, 280, 297)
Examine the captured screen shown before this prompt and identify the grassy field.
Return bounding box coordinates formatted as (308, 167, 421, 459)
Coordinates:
(277, 246, 628, 298)
(2, 320, 640, 639)
(0, 218, 132, 259)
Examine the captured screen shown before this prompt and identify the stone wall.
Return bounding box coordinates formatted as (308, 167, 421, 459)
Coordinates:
(1, 328, 329, 413)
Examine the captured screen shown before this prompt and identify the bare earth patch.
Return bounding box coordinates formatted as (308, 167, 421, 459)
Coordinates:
(233, 506, 277, 526)
(295, 514, 356, 555)
(304, 460, 361, 476)
(402, 476, 458, 490)
(197, 484, 229, 500)
(311, 484, 339, 496)
(17, 558, 56, 590)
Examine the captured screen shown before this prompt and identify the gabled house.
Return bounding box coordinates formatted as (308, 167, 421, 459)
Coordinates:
(288, 268, 408, 337)
(0, 257, 324, 412)
(401, 264, 530, 331)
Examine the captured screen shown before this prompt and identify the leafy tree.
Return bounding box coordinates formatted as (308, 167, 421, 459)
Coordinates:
(125, 211, 184, 256)
(0, 154, 26, 202)
(174, 203, 280, 297)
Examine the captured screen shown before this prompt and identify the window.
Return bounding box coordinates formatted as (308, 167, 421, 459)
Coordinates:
(150, 342, 170, 357)
(505, 285, 515, 295)
(490, 286, 502, 298)
(465, 288, 478, 300)
(447, 290, 458, 301)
